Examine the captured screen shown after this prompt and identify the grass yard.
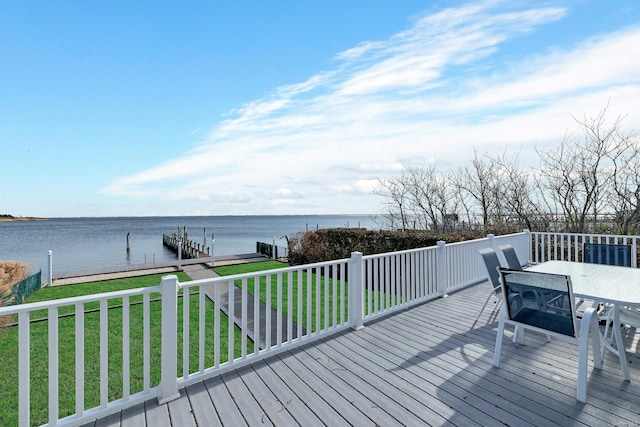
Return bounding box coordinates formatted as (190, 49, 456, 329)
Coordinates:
(0, 260, 399, 426)
(0, 271, 251, 427)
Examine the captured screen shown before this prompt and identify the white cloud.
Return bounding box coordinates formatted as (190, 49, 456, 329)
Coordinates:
(102, 1, 640, 216)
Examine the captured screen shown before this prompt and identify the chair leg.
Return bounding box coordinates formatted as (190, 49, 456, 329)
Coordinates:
(494, 308, 506, 367)
(512, 325, 526, 344)
(473, 290, 498, 328)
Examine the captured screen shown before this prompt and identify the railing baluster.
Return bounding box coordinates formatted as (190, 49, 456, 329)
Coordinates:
(266, 274, 272, 348)
(373, 259, 379, 315)
(277, 273, 283, 346)
(214, 282, 220, 368)
(324, 266, 329, 330)
(385, 256, 390, 310)
(340, 262, 346, 324)
(100, 299, 108, 408)
(122, 295, 130, 400)
(199, 287, 205, 373)
(143, 293, 150, 393)
(332, 264, 337, 326)
(75, 302, 84, 416)
(228, 280, 234, 362)
(183, 287, 190, 379)
(287, 271, 293, 343)
(306, 267, 312, 334)
(315, 269, 321, 332)
(241, 278, 247, 358)
(254, 276, 260, 355)
(298, 269, 303, 339)
(18, 311, 30, 427)
(48, 307, 58, 425)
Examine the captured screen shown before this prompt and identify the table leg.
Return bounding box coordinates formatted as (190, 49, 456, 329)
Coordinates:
(612, 305, 631, 381)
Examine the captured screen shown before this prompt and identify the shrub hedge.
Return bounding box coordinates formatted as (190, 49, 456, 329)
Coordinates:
(286, 228, 476, 265)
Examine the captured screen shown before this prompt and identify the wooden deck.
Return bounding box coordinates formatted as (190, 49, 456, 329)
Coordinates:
(82, 282, 640, 427)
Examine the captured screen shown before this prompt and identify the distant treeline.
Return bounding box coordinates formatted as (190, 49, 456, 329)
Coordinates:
(0, 214, 47, 222)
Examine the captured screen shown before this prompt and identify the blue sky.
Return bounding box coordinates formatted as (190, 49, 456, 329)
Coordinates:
(2, 0, 640, 217)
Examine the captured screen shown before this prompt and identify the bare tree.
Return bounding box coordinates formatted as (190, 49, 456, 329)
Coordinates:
(536, 106, 626, 233)
(375, 163, 459, 232)
(607, 127, 640, 233)
(375, 175, 411, 230)
(493, 150, 545, 231)
(372, 106, 638, 235)
(455, 149, 499, 231)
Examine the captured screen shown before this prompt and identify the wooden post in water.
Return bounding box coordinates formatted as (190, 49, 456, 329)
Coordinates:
(126, 232, 131, 252)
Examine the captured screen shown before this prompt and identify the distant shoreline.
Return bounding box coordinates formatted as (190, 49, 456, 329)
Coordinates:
(0, 216, 48, 222)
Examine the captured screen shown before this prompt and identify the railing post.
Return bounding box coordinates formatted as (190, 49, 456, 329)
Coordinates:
(436, 241, 447, 297)
(349, 251, 364, 330)
(48, 250, 53, 287)
(158, 275, 180, 404)
(523, 229, 532, 264)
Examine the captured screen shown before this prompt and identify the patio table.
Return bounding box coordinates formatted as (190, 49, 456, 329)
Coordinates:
(526, 260, 640, 381)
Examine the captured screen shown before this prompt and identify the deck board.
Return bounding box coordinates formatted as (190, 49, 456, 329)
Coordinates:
(249, 358, 324, 425)
(120, 404, 146, 427)
(184, 380, 221, 426)
(274, 347, 377, 427)
(86, 282, 640, 426)
(233, 363, 298, 426)
(220, 369, 274, 426)
(167, 389, 196, 427)
(203, 375, 246, 426)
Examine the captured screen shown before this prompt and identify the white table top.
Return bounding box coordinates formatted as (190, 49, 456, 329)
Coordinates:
(526, 260, 640, 306)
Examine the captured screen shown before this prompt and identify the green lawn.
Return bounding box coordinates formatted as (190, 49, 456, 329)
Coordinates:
(0, 271, 251, 427)
(0, 260, 397, 426)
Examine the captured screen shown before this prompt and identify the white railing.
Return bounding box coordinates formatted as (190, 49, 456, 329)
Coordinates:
(529, 231, 639, 267)
(6, 229, 623, 426)
(0, 286, 161, 427)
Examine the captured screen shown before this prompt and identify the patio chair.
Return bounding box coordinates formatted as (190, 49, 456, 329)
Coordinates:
(477, 248, 532, 340)
(498, 244, 523, 270)
(493, 268, 602, 402)
(478, 247, 504, 308)
(583, 242, 631, 267)
(582, 242, 640, 338)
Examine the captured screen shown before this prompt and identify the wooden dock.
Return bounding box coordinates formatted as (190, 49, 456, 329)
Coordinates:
(162, 233, 210, 259)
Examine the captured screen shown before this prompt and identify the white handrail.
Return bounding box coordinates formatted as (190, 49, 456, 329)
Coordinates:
(7, 229, 638, 426)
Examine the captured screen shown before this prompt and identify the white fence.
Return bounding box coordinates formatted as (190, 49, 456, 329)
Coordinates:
(1, 230, 621, 426)
(529, 231, 639, 267)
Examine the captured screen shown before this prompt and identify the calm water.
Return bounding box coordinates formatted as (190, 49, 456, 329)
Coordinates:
(0, 215, 378, 273)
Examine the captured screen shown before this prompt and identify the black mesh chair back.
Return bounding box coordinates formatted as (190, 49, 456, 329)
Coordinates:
(499, 244, 522, 270)
(478, 247, 502, 293)
(499, 268, 576, 337)
(583, 243, 631, 267)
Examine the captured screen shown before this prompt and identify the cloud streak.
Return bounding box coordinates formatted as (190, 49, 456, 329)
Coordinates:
(102, 1, 640, 215)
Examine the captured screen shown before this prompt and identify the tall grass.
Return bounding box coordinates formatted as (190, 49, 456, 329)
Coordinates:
(0, 259, 29, 304)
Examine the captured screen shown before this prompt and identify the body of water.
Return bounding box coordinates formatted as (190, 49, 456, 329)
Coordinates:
(0, 215, 378, 273)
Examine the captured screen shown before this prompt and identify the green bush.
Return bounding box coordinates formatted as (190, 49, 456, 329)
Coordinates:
(286, 228, 475, 264)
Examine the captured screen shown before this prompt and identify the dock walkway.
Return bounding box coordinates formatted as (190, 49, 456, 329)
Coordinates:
(182, 262, 304, 349)
(53, 253, 303, 352)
